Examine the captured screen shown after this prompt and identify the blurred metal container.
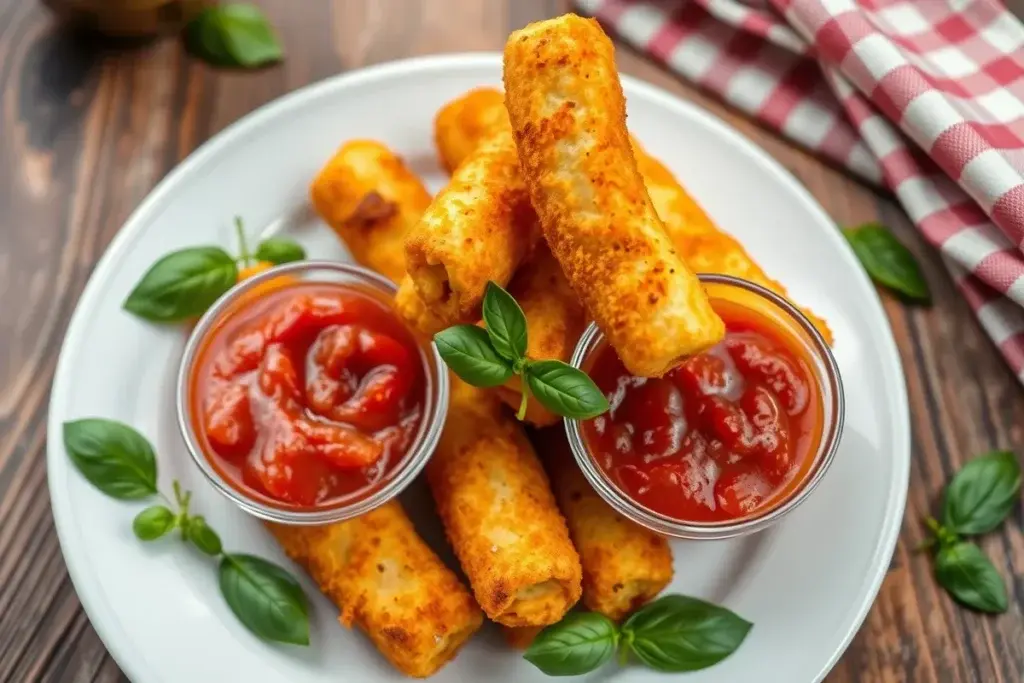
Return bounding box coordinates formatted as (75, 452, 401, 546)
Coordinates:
(43, 0, 212, 37)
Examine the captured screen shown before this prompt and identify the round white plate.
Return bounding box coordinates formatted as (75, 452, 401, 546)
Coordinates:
(47, 54, 909, 683)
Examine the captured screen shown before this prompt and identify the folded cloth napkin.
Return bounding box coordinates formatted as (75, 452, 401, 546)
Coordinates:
(575, 0, 1024, 383)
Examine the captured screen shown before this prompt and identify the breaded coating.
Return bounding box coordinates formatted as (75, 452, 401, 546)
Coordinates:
(504, 14, 725, 377)
(533, 428, 674, 621)
(266, 502, 483, 678)
(395, 274, 447, 336)
(632, 141, 834, 343)
(310, 139, 431, 284)
(492, 247, 587, 426)
(405, 129, 542, 327)
(427, 379, 582, 627)
(434, 88, 510, 173)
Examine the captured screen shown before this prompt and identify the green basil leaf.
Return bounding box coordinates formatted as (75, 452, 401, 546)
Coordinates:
(434, 325, 514, 387)
(622, 594, 752, 672)
(183, 8, 234, 66)
(253, 237, 305, 265)
(934, 541, 1008, 613)
(525, 360, 610, 420)
(132, 506, 176, 541)
(843, 224, 930, 303)
(482, 281, 528, 362)
(524, 612, 618, 676)
(63, 419, 158, 500)
(123, 247, 238, 322)
(187, 516, 224, 556)
(219, 553, 309, 645)
(186, 5, 283, 68)
(943, 451, 1021, 535)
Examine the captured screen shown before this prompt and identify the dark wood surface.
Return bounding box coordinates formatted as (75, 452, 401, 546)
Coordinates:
(1, 0, 1022, 681)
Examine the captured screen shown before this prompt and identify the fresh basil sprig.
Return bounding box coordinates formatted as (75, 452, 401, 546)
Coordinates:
(843, 224, 930, 304)
(524, 594, 751, 677)
(920, 451, 1020, 614)
(123, 217, 305, 323)
(184, 4, 283, 69)
(63, 418, 311, 645)
(434, 281, 609, 421)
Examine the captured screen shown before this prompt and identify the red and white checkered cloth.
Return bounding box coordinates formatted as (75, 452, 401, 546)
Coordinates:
(575, 0, 1024, 384)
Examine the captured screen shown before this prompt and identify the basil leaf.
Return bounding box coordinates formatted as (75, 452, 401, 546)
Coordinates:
(123, 247, 238, 322)
(482, 281, 528, 362)
(525, 360, 610, 420)
(183, 8, 234, 66)
(934, 541, 1008, 613)
(253, 237, 305, 265)
(185, 5, 283, 68)
(524, 612, 618, 676)
(434, 325, 514, 387)
(219, 553, 309, 645)
(187, 516, 223, 556)
(943, 451, 1021, 535)
(63, 419, 158, 500)
(843, 224, 930, 303)
(133, 506, 176, 541)
(622, 594, 752, 672)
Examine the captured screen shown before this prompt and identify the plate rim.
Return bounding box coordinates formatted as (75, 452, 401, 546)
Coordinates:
(46, 51, 911, 683)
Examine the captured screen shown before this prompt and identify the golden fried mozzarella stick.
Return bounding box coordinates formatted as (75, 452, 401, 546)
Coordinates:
(632, 143, 834, 344)
(534, 427, 674, 621)
(493, 247, 587, 426)
(405, 129, 542, 327)
(427, 379, 582, 627)
(434, 87, 509, 173)
(310, 139, 431, 284)
(504, 15, 724, 377)
(267, 502, 483, 678)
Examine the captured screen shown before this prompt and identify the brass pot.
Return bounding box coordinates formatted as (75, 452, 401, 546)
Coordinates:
(43, 0, 212, 37)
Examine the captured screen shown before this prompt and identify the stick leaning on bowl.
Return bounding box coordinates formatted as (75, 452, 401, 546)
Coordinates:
(503, 13, 725, 378)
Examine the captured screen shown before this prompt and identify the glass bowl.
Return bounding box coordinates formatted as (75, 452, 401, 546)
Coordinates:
(565, 274, 844, 540)
(176, 260, 449, 525)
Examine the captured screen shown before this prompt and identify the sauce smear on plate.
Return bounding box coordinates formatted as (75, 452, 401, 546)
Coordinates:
(582, 298, 823, 523)
(190, 282, 425, 508)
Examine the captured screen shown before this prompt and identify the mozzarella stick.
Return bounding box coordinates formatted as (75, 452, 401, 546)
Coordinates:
(310, 140, 431, 284)
(427, 379, 582, 627)
(632, 142, 834, 343)
(534, 427, 674, 621)
(267, 502, 483, 678)
(504, 15, 724, 377)
(492, 247, 587, 426)
(405, 129, 542, 327)
(434, 87, 509, 173)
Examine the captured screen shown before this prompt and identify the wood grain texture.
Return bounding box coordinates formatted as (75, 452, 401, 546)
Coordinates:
(0, 0, 1021, 681)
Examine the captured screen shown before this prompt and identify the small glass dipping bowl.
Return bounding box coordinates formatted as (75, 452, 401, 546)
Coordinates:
(176, 261, 450, 525)
(565, 274, 844, 540)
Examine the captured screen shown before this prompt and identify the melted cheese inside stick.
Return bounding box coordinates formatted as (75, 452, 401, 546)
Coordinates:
(504, 14, 725, 377)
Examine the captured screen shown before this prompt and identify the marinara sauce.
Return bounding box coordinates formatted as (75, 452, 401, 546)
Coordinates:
(581, 298, 824, 523)
(189, 282, 426, 508)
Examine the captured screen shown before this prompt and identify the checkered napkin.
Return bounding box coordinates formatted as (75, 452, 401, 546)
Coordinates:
(575, 0, 1024, 383)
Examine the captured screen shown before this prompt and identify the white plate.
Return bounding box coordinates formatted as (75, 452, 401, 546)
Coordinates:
(47, 54, 909, 683)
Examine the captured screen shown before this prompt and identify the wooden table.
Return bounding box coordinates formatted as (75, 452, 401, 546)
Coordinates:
(1, 1, 1022, 681)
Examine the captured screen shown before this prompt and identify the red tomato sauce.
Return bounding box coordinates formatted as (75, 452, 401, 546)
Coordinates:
(189, 282, 426, 509)
(581, 298, 823, 523)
